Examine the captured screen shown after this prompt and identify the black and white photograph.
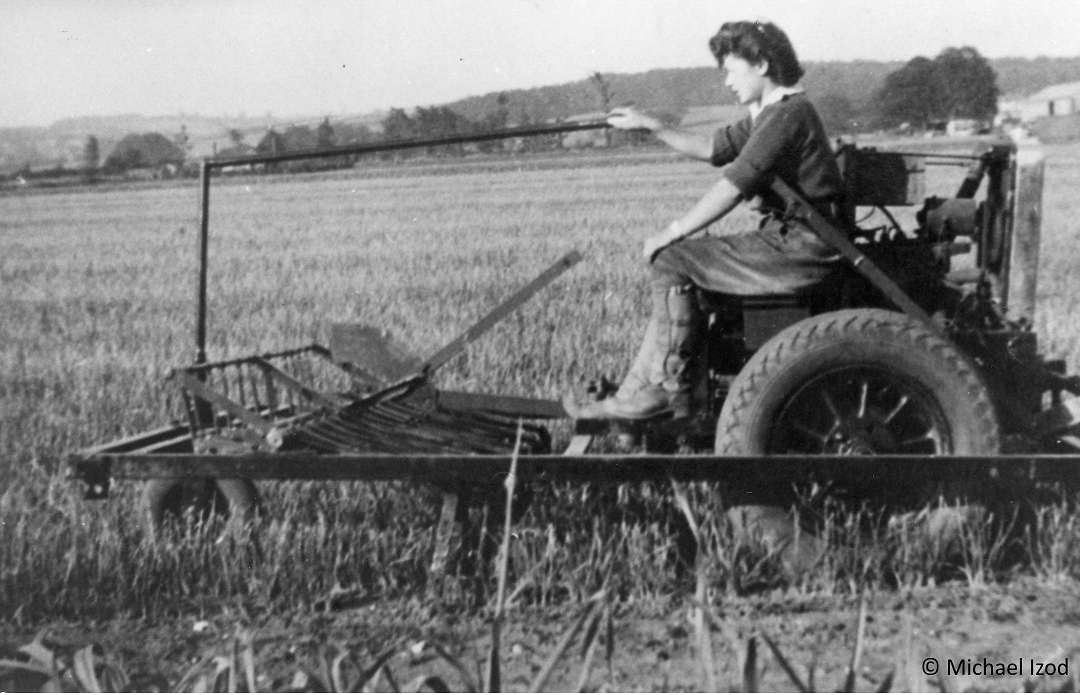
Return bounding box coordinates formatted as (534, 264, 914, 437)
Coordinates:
(3, 0, 1080, 690)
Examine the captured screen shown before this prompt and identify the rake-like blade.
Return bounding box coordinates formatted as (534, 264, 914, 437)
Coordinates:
(280, 382, 550, 455)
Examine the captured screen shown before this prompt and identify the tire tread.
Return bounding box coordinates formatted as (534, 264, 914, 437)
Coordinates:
(715, 309, 999, 456)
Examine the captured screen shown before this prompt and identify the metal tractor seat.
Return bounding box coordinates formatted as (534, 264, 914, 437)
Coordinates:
(693, 144, 957, 356)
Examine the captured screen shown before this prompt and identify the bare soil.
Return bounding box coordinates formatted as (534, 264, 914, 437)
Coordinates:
(5, 579, 1080, 692)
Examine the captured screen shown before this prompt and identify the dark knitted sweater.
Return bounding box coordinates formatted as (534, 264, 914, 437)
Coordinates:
(711, 93, 843, 217)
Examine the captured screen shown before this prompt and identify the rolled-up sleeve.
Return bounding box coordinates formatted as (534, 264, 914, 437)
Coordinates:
(710, 116, 752, 167)
(722, 108, 796, 195)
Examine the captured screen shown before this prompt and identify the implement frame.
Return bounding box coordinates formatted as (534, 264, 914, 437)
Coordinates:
(69, 122, 1080, 513)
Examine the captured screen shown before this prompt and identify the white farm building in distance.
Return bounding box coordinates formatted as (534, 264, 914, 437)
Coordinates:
(999, 81, 1080, 122)
(998, 81, 1080, 142)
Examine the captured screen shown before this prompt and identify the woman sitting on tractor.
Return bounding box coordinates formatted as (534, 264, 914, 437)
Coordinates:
(566, 20, 846, 421)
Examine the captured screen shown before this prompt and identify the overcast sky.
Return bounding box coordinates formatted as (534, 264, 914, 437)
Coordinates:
(3, 0, 1079, 128)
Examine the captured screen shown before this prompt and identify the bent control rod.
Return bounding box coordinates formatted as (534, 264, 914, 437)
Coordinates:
(195, 120, 612, 364)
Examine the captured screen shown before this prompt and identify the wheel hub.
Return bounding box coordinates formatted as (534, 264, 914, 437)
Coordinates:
(771, 365, 951, 455)
(825, 406, 901, 454)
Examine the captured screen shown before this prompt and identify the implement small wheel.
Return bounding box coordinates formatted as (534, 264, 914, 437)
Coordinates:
(144, 478, 260, 533)
(716, 308, 1000, 457)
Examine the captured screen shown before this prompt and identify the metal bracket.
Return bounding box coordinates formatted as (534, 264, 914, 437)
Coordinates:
(771, 178, 939, 332)
(71, 457, 111, 499)
(429, 492, 460, 584)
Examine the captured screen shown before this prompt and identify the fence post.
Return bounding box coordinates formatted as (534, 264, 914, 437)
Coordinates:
(1007, 137, 1045, 322)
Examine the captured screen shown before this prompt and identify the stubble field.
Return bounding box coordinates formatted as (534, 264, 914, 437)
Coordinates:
(3, 141, 1080, 691)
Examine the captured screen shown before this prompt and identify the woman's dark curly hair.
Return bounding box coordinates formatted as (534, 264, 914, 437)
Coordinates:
(709, 21, 804, 87)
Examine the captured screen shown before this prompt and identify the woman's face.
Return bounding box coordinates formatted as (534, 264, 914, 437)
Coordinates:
(722, 54, 768, 105)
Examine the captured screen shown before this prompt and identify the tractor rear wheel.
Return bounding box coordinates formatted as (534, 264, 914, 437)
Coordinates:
(715, 308, 999, 457)
(144, 478, 260, 534)
(713, 309, 1000, 572)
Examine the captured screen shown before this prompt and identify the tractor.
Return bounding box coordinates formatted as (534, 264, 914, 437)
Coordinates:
(69, 125, 1077, 565)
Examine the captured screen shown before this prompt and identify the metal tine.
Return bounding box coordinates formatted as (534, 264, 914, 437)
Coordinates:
(338, 405, 461, 445)
(305, 423, 399, 453)
(290, 427, 352, 453)
(414, 414, 523, 448)
(306, 424, 361, 451)
(372, 398, 525, 446)
(180, 389, 200, 435)
(179, 373, 206, 433)
(382, 399, 517, 440)
(211, 370, 226, 433)
(262, 363, 278, 411)
(445, 416, 546, 451)
(329, 406, 514, 453)
(241, 364, 252, 409)
(283, 356, 299, 411)
(287, 354, 316, 407)
(247, 364, 264, 414)
(299, 355, 313, 387)
(226, 365, 237, 409)
(271, 363, 540, 454)
(344, 400, 421, 427)
(305, 412, 417, 452)
(448, 409, 548, 445)
(426, 407, 524, 438)
(342, 399, 419, 426)
(294, 414, 369, 449)
(296, 356, 318, 399)
(279, 356, 293, 406)
(311, 414, 416, 451)
(306, 406, 449, 452)
(321, 418, 460, 453)
(216, 366, 230, 403)
(234, 364, 248, 410)
(296, 403, 529, 454)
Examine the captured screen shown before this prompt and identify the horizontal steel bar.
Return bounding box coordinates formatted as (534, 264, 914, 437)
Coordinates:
(180, 344, 324, 373)
(206, 120, 612, 169)
(924, 160, 980, 168)
(70, 452, 1080, 486)
(131, 433, 194, 455)
(77, 423, 189, 456)
(436, 391, 567, 419)
(886, 151, 984, 161)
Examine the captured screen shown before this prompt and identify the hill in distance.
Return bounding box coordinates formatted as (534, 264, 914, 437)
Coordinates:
(3, 56, 1080, 174)
(444, 56, 1080, 124)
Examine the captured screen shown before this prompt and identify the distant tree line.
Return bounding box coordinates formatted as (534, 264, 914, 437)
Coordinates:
(375, 101, 565, 159)
(7, 45, 1015, 186)
(445, 46, 1003, 137)
(228, 101, 571, 174)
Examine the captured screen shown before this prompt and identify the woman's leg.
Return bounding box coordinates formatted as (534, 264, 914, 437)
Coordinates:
(566, 261, 701, 420)
(565, 225, 836, 421)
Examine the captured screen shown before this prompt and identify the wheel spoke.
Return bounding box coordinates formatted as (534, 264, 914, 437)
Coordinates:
(882, 394, 910, 424)
(771, 364, 953, 456)
(791, 420, 830, 445)
(820, 389, 843, 425)
(857, 380, 870, 419)
(897, 427, 941, 450)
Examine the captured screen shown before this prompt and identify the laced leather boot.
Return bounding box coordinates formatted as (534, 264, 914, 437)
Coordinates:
(567, 285, 699, 420)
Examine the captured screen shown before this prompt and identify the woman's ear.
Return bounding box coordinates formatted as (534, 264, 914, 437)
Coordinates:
(754, 59, 770, 77)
